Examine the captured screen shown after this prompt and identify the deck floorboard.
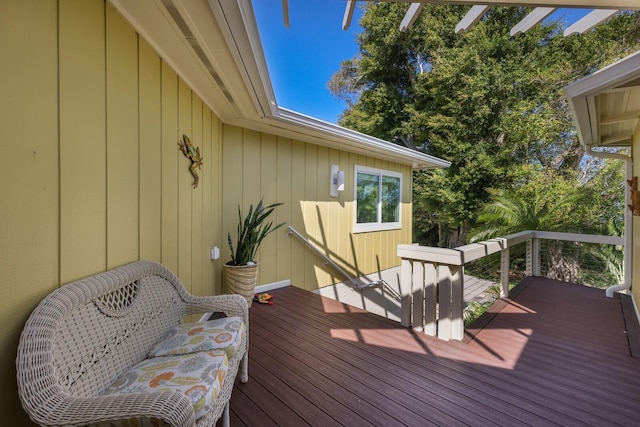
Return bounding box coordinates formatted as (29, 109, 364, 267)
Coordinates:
(224, 277, 640, 426)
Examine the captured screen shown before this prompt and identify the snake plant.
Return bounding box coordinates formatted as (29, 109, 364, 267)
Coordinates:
(227, 199, 285, 266)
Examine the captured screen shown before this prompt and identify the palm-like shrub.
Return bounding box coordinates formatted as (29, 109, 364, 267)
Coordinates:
(227, 200, 284, 266)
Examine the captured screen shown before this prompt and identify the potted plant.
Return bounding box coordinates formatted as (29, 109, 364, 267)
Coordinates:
(224, 199, 284, 306)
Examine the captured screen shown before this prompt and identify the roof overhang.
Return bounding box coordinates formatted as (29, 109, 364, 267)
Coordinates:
(108, 0, 450, 170)
(565, 50, 640, 148)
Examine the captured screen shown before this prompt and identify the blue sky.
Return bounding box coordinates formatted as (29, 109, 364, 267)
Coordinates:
(253, 3, 591, 125)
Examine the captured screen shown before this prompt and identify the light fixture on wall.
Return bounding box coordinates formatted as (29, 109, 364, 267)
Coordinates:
(330, 164, 345, 198)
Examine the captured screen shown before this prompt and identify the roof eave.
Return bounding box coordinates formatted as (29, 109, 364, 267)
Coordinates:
(208, 0, 450, 170)
(564, 50, 640, 148)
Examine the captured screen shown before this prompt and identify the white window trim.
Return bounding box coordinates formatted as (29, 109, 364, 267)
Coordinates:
(353, 165, 402, 233)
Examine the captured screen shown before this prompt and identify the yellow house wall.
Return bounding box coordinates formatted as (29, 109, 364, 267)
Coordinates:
(0, 0, 414, 423)
(221, 126, 413, 291)
(0, 1, 223, 423)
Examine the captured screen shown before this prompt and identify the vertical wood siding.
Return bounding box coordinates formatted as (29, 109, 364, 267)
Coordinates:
(221, 126, 413, 291)
(0, 0, 414, 423)
(0, 1, 59, 424)
(0, 2, 222, 422)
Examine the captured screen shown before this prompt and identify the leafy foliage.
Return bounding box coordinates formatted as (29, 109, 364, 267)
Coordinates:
(329, 4, 640, 247)
(227, 200, 285, 266)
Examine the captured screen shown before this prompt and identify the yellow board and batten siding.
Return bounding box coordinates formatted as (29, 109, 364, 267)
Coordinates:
(139, 38, 163, 263)
(0, 2, 59, 424)
(59, 0, 107, 283)
(221, 125, 413, 291)
(106, 5, 139, 270)
(0, 2, 223, 423)
(1, 0, 414, 423)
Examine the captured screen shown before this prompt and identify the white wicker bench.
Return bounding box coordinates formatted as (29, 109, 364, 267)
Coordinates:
(16, 260, 248, 427)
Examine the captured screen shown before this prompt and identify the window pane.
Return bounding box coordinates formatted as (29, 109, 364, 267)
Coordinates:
(381, 175, 400, 223)
(356, 172, 379, 223)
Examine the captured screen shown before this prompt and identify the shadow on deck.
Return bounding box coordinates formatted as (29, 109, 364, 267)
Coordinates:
(226, 277, 640, 426)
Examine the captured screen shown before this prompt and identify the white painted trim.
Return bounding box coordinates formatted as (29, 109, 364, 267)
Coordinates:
(565, 51, 640, 98)
(255, 279, 291, 294)
(353, 165, 403, 233)
(272, 108, 451, 170)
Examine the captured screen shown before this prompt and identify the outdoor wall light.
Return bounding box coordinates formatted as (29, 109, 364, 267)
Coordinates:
(330, 164, 345, 197)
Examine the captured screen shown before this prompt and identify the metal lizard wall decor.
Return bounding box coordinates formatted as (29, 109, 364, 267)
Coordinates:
(178, 134, 203, 189)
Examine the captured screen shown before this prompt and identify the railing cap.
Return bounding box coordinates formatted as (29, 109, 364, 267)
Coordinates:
(398, 230, 623, 265)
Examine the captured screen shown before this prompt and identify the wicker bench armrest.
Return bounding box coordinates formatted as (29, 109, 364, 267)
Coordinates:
(25, 391, 196, 427)
(183, 293, 248, 324)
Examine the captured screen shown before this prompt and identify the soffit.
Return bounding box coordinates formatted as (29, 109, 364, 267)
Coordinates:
(565, 51, 640, 148)
(108, 0, 259, 123)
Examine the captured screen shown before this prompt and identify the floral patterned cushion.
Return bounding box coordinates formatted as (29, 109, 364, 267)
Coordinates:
(101, 350, 229, 420)
(148, 316, 245, 359)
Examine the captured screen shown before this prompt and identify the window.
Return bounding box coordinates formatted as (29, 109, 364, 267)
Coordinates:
(354, 165, 402, 233)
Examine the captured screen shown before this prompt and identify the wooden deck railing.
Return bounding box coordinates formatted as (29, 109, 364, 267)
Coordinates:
(397, 231, 624, 341)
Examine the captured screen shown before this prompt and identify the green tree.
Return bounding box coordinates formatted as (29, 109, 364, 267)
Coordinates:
(330, 4, 640, 247)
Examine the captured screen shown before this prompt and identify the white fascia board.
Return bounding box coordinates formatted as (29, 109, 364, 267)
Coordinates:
(207, 0, 276, 119)
(564, 50, 640, 147)
(272, 108, 451, 169)
(564, 50, 640, 99)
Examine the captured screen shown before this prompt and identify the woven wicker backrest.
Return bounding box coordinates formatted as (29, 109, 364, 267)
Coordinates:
(19, 261, 190, 397)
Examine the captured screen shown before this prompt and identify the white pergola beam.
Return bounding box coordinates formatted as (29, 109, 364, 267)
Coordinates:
(455, 5, 490, 33)
(360, 0, 638, 10)
(564, 9, 618, 36)
(343, 0, 356, 30)
(282, 0, 290, 28)
(510, 7, 555, 36)
(400, 3, 425, 31)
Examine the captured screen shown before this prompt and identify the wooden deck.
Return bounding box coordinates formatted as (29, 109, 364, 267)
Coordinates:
(225, 277, 640, 426)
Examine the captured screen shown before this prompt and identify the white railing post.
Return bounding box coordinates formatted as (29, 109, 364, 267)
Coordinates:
(532, 238, 540, 276)
(424, 263, 438, 336)
(437, 265, 452, 341)
(400, 259, 412, 327)
(450, 265, 464, 341)
(411, 261, 424, 332)
(500, 247, 509, 298)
